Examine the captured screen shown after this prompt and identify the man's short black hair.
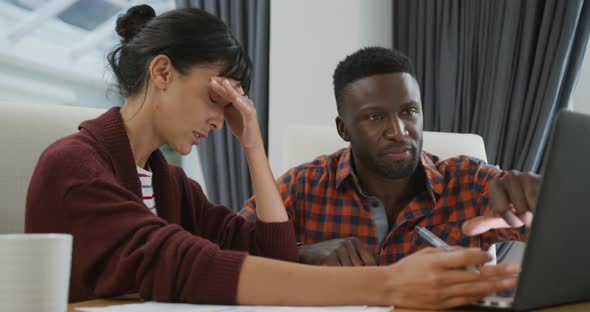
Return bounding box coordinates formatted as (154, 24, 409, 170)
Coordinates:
(333, 47, 416, 114)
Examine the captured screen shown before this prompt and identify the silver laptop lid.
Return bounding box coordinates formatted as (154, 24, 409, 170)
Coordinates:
(511, 110, 590, 311)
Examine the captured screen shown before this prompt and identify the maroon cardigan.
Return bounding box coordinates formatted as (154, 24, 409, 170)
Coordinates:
(25, 107, 298, 304)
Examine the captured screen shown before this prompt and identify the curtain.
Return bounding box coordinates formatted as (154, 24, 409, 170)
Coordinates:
(176, 0, 270, 210)
(394, 0, 590, 172)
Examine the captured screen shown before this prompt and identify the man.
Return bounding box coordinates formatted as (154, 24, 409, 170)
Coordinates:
(240, 47, 539, 266)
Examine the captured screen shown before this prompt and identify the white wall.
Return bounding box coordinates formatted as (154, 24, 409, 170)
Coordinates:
(573, 41, 590, 115)
(268, 0, 393, 176)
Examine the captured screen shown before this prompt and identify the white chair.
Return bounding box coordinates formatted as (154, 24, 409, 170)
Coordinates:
(282, 125, 488, 171)
(0, 103, 106, 233)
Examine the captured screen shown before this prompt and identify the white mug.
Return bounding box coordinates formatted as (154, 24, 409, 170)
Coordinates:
(0, 233, 73, 312)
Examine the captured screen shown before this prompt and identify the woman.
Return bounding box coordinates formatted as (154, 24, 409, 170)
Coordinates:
(25, 5, 519, 309)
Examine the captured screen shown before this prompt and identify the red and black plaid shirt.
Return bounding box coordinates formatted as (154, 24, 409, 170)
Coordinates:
(240, 147, 525, 264)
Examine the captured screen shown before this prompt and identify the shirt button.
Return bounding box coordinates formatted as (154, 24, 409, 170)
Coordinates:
(371, 201, 379, 208)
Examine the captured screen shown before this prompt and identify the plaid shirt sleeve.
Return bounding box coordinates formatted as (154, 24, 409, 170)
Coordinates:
(238, 167, 301, 223)
(473, 163, 528, 249)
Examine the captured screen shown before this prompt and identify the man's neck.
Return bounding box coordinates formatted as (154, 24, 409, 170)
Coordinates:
(352, 155, 426, 223)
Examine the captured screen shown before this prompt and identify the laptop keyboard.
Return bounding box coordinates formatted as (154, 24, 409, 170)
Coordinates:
(494, 287, 516, 298)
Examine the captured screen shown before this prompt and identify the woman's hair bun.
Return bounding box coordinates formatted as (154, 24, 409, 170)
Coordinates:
(115, 4, 156, 43)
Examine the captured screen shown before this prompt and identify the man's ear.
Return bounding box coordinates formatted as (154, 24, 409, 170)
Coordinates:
(148, 54, 173, 91)
(335, 116, 350, 142)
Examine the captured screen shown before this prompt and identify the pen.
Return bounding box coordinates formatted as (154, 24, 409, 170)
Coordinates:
(414, 225, 480, 273)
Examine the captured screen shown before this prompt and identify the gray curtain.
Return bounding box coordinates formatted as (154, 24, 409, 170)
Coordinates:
(394, 0, 590, 172)
(176, 0, 270, 209)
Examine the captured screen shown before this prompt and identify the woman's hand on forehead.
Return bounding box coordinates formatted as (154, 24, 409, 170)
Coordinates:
(208, 76, 260, 149)
(209, 76, 244, 98)
(208, 77, 254, 118)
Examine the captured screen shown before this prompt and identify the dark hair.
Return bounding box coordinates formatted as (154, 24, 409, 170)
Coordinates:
(107, 4, 252, 98)
(333, 47, 416, 114)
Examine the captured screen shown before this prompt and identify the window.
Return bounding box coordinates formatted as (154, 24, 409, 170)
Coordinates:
(0, 0, 176, 107)
(0, 0, 198, 172)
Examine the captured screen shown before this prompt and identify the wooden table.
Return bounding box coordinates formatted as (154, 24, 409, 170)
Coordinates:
(68, 298, 590, 312)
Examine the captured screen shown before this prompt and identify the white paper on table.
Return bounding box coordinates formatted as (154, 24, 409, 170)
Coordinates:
(76, 302, 393, 312)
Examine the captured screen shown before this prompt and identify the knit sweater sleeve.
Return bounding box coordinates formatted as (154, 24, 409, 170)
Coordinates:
(66, 177, 254, 304)
(177, 169, 299, 263)
(27, 144, 242, 304)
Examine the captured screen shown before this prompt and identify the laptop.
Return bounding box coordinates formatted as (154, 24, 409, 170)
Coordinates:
(472, 110, 590, 311)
